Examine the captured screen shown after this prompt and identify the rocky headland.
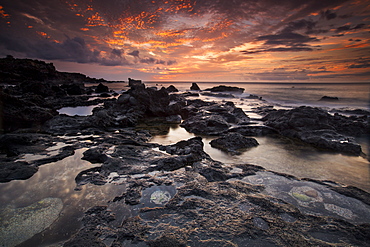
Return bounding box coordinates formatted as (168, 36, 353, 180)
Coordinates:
(1, 57, 370, 247)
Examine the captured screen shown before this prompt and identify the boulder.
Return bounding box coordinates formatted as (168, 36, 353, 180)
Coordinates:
(117, 93, 130, 104)
(60, 83, 85, 95)
(82, 148, 109, 163)
(127, 86, 170, 117)
(165, 85, 179, 93)
(210, 133, 259, 155)
(128, 78, 142, 87)
(320, 96, 339, 101)
(205, 85, 244, 93)
(160, 137, 207, 157)
(190, 83, 201, 90)
(95, 83, 109, 93)
(0, 161, 38, 182)
(298, 130, 362, 155)
(181, 114, 230, 135)
(1, 91, 58, 132)
(165, 115, 182, 124)
(263, 106, 367, 155)
(180, 101, 250, 135)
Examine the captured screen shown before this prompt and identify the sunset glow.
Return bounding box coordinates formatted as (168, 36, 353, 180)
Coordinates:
(0, 0, 369, 81)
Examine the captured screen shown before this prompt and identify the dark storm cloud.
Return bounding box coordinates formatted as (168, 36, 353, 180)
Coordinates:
(347, 58, 370, 69)
(242, 32, 320, 54)
(166, 60, 177, 66)
(0, 33, 130, 66)
(112, 49, 123, 57)
(321, 10, 337, 20)
(335, 23, 366, 33)
(257, 32, 320, 46)
(127, 50, 140, 57)
(282, 19, 318, 33)
(0, 0, 360, 67)
(282, 19, 332, 35)
(138, 57, 176, 66)
(242, 46, 314, 54)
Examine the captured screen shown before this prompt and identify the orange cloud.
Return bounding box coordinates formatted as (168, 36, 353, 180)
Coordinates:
(36, 31, 50, 39)
(329, 42, 370, 51)
(0, 5, 10, 18)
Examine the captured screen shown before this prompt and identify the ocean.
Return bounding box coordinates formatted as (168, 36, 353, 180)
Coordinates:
(1, 81, 369, 246)
(149, 82, 370, 110)
(120, 81, 369, 192)
(108, 81, 370, 109)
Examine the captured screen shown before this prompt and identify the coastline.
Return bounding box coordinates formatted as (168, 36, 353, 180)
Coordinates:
(1, 75, 370, 246)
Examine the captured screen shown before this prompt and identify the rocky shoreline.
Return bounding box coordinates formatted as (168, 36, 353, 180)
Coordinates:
(1, 58, 370, 246)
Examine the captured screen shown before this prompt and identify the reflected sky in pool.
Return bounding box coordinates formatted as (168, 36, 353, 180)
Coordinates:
(150, 126, 370, 193)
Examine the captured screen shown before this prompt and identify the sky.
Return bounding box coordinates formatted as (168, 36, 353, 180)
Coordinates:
(0, 0, 369, 82)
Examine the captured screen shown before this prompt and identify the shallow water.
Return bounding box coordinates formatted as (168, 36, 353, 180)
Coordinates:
(57, 105, 98, 116)
(150, 126, 370, 192)
(1, 82, 368, 246)
(0, 148, 125, 247)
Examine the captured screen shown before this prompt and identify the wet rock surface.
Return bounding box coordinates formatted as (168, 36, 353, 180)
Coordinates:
(0, 197, 63, 247)
(180, 101, 250, 135)
(66, 161, 370, 247)
(320, 96, 339, 101)
(210, 133, 259, 155)
(190, 82, 201, 90)
(56, 132, 370, 247)
(263, 106, 369, 155)
(205, 85, 245, 93)
(0, 161, 38, 182)
(1, 73, 370, 246)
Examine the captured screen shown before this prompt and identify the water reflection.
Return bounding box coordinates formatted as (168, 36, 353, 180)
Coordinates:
(0, 149, 125, 246)
(57, 105, 98, 116)
(150, 126, 370, 192)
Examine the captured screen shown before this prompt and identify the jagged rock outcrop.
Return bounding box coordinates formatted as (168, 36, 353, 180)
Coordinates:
(210, 133, 259, 155)
(0, 90, 58, 132)
(263, 106, 368, 155)
(180, 101, 250, 135)
(190, 82, 201, 90)
(95, 83, 109, 93)
(205, 85, 245, 93)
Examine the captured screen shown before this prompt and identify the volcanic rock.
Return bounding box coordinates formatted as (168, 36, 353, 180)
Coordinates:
(205, 85, 244, 93)
(165, 85, 179, 93)
(180, 101, 250, 135)
(0, 161, 38, 182)
(190, 82, 201, 90)
(263, 106, 368, 155)
(210, 133, 259, 155)
(95, 83, 109, 93)
(320, 96, 339, 101)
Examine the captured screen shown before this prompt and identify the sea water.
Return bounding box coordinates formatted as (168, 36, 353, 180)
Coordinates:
(140, 81, 370, 192)
(0, 81, 369, 246)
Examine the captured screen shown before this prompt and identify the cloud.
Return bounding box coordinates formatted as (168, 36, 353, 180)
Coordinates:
(0, 0, 369, 81)
(111, 49, 123, 57)
(257, 32, 319, 46)
(347, 58, 370, 69)
(335, 23, 366, 33)
(321, 10, 337, 20)
(0, 33, 131, 66)
(244, 68, 312, 81)
(282, 19, 318, 33)
(127, 50, 140, 57)
(241, 32, 320, 54)
(135, 55, 176, 65)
